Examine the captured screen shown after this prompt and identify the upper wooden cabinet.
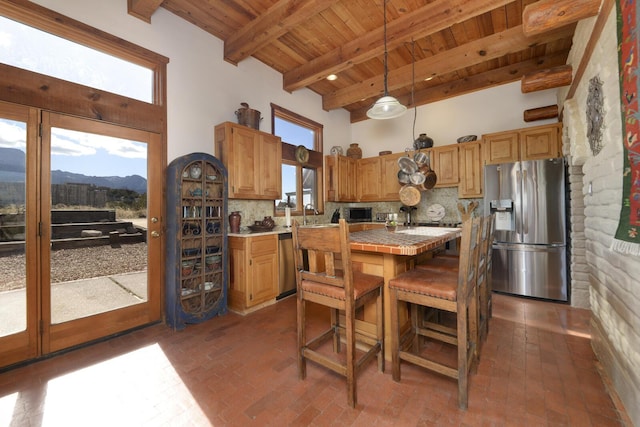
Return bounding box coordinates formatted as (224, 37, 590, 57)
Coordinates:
(215, 122, 282, 200)
(325, 155, 357, 202)
(458, 141, 483, 198)
(484, 123, 561, 165)
(327, 152, 403, 202)
(357, 157, 381, 201)
(380, 152, 404, 199)
(430, 145, 459, 187)
(483, 131, 519, 164)
(519, 123, 561, 161)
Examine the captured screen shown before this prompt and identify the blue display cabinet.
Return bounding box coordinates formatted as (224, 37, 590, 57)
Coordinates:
(166, 152, 228, 329)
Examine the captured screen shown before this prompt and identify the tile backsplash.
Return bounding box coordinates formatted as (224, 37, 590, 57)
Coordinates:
(227, 188, 482, 232)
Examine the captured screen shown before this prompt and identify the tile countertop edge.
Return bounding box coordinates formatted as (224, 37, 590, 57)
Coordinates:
(349, 227, 461, 256)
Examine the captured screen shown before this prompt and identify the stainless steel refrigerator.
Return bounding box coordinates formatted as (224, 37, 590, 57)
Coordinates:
(484, 158, 568, 301)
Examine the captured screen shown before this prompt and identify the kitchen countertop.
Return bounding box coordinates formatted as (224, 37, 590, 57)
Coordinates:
(349, 226, 461, 256)
(228, 227, 292, 237)
(227, 222, 387, 237)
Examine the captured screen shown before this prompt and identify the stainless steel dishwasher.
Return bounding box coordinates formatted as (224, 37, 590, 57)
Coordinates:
(277, 232, 296, 299)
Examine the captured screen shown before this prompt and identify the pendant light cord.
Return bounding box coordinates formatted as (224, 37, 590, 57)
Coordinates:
(411, 39, 417, 147)
(383, 0, 389, 96)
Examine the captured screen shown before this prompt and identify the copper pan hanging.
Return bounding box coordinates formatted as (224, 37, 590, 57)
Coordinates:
(399, 184, 421, 206)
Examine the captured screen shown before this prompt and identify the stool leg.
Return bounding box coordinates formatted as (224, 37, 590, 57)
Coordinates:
(376, 287, 385, 372)
(457, 300, 469, 410)
(331, 308, 340, 353)
(346, 303, 356, 408)
(390, 288, 401, 382)
(297, 296, 306, 380)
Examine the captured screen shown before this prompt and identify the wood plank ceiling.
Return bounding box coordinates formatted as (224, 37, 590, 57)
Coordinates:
(128, 0, 581, 123)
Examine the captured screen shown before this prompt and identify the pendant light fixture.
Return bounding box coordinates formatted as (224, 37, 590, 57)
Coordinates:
(366, 0, 406, 120)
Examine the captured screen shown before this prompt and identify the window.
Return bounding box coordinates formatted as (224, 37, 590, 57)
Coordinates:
(0, 16, 153, 103)
(271, 104, 323, 215)
(0, 2, 168, 133)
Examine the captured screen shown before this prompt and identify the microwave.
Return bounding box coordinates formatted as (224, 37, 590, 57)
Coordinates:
(344, 207, 372, 223)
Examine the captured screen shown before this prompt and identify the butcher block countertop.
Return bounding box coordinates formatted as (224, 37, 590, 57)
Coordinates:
(349, 227, 461, 256)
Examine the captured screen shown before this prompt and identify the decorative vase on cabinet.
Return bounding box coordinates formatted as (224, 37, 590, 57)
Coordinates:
(166, 152, 228, 329)
(346, 143, 362, 159)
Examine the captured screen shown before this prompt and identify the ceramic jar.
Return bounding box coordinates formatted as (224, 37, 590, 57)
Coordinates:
(346, 143, 362, 159)
(413, 133, 434, 150)
(262, 216, 275, 228)
(229, 211, 241, 233)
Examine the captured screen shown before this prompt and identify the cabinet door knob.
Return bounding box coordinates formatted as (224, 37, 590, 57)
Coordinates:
(151, 217, 159, 223)
(151, 230, 161, 238)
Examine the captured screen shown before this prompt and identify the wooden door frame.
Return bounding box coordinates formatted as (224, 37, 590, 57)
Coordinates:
(0, 101, 40, 367)
(40, 112, 164, 354)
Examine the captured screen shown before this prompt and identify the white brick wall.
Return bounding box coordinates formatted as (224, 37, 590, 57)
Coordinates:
(562, 9, 640, 425)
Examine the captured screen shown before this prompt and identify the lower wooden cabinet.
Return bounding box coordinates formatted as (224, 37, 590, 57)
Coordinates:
(228, 234, 278, 313)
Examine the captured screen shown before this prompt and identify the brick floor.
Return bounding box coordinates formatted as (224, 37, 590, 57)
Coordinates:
(0, 294, 631, 426)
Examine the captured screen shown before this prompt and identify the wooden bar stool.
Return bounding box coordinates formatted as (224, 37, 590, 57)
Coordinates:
(389, 216, 482, 410)
(482, 214, 496, 335)
(415, 214, 494, 344)
(291, 219, 384, 408)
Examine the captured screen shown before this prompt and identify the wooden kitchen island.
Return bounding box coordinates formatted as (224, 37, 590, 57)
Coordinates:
(347, 226, 462, 360)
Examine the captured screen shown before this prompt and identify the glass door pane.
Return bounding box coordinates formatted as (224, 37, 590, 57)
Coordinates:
(42, 112, 162, 355)
(48, 127, 149, 324)
(0, 117, 27, 336)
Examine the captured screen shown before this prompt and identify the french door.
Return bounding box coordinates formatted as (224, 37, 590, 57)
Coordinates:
(0, 101, 163, 367)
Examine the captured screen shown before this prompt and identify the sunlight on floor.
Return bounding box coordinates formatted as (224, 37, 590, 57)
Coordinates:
(0, 392, 18, 426)
(25, 343, 211, 426)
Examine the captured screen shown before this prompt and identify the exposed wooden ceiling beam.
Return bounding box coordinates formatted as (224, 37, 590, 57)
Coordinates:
(522, 0, 602, 36)
(224, 0, 340, 66)
(562, 0, 614, 105)
(283, 0, 513, 92)
(324, 25, 575, 110)
(127, 0, 163, 23)
(524, 105, 559, 122)
(521, 64, 573, 92)
(349, 51, 570, 123)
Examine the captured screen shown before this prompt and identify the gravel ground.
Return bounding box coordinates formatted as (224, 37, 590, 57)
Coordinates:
(0, 243, 148, 292)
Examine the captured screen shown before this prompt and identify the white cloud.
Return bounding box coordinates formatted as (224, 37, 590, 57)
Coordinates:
(0, 31, 12, 48)
(51, 128, 146, 159)
(0, 120, 26, 150)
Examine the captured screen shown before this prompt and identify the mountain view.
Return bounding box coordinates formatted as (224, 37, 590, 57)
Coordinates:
(0, 147, 147, 194)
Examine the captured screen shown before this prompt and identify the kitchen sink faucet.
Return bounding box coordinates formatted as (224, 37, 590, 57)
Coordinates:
(303, 204, 318, 225)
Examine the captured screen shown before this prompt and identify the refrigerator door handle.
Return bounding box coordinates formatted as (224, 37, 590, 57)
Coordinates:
(515, 169, 523, 236)
(522, 169, 528, 235)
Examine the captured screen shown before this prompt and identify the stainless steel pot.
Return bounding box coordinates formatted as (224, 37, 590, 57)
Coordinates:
(410, 171, 426, 185)
(413, 151, 429, 167)
(397, 170, 411, 184)
(397, 156, 418, 174)
(235, 102, 262, 130)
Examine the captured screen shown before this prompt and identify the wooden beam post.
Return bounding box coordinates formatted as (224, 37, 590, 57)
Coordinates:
(521, 65, 573, 93)
(524, 105, 559, 122)
(523, 0, 602, 36)
(127, 0, 163, 23)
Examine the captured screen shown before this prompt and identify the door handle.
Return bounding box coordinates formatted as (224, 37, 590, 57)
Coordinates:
(151, 217, 159, 223)
(522, 169, 528, 235)
(151, 231, 161, 238)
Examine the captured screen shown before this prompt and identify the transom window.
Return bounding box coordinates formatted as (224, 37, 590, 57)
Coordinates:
(271, 104, 323, 215)
(0, 16, 153, 103)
